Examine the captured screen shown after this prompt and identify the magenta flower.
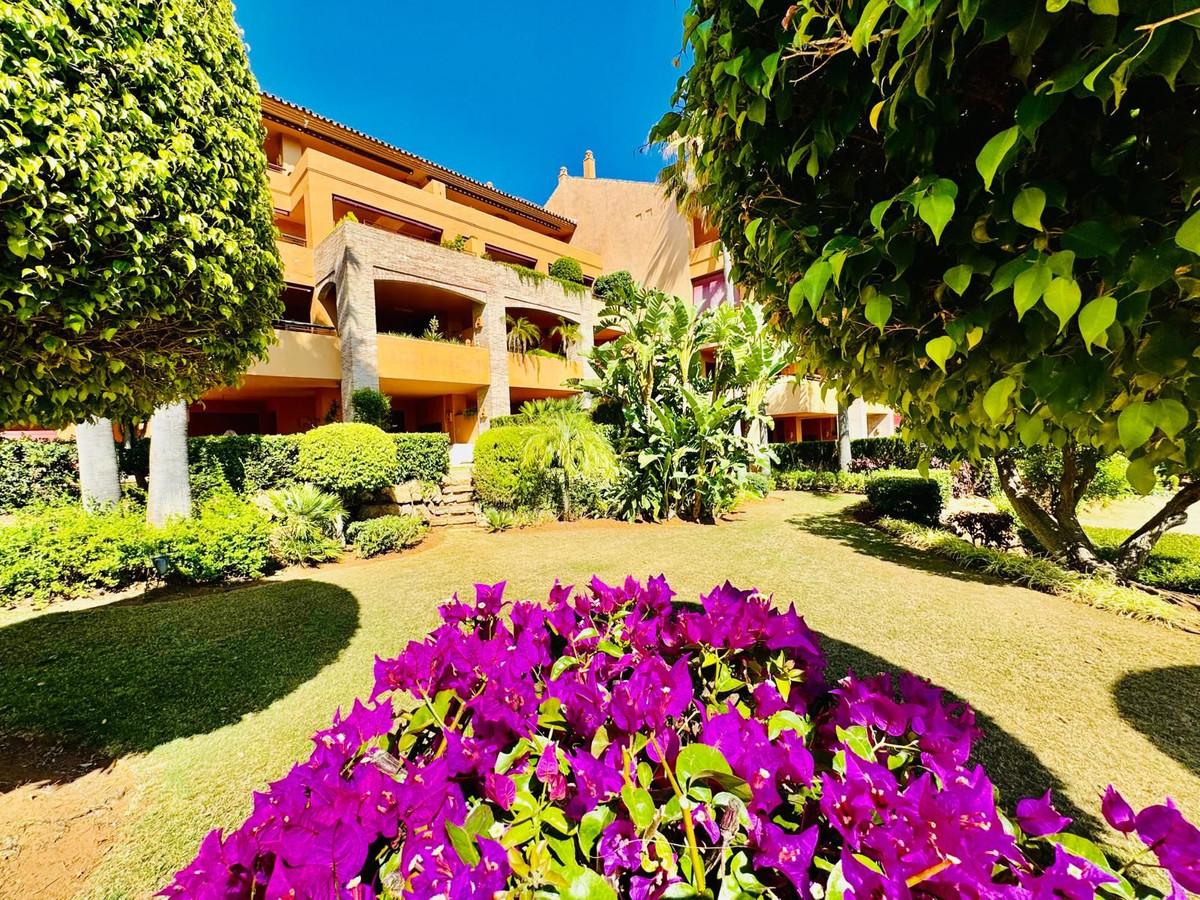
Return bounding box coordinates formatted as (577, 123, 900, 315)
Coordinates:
(1016, 791, 1072, 837)
(1102, 785, 1137, 834)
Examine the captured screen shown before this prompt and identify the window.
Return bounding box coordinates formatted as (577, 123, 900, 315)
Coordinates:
(692, 271, 737, 311)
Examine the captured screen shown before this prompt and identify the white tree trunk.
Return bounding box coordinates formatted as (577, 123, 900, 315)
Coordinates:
(75, 418, 120, 511)
(147, 401, 191, 525)
(837, 399, 853, 473)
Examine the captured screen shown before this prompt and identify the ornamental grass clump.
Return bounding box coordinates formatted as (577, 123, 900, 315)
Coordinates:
(163, 577, 1199, 899)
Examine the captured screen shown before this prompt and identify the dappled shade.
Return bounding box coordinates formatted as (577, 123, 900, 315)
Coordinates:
(1113, 666, 1200, 779)
(0, 580, 358, 774)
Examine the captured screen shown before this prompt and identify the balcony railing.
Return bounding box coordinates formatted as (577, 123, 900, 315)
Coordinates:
(275, 319, 335, 335)
(277, 233, 308, 247)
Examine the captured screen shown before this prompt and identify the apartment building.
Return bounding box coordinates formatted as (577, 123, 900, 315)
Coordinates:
(192, 94, 604, 455)
(545, 160, 897, 443)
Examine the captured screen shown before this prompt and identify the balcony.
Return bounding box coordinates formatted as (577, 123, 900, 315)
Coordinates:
(276, 234, 313, 284)
(247, 327, 341, 381)
(765, 378, 839, 417)
(376, 334, 491, 393)
(507, 352, 582, 392)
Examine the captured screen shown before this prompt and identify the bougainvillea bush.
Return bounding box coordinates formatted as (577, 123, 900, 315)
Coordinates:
(163, 577, 1199, 898)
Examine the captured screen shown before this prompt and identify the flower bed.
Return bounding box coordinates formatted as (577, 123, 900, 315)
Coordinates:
(163, 577, 1198, 898)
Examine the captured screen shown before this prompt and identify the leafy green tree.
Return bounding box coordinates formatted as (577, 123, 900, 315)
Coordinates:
(656, 0, 1200, 575)
(585, 285, 788, 521)
(519, 399, 616, 520)
(0, 0, 283, 428)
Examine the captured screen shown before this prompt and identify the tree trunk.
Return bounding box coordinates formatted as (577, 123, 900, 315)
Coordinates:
(75, 418, 120, 511)
(837, 400, 852, 473)
(994, 450, 1114, 575)
(562, 472, 572, 522)
(1114, 481, 1200, 575)
(147, 401, 192, 526)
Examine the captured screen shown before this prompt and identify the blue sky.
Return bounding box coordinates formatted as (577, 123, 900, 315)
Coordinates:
(234, 0, 687, 204)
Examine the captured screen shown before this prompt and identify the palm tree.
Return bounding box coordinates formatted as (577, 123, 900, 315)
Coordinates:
(75, 418, 120, 510)
(549, 320, 581, 357)
(521, 404, 615, 520)
(506, 315, 541, 354)
(147, 401, 192, 525)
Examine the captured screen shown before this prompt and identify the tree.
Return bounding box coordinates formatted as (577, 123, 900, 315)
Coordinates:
(656, 0, 1200, 576)
(519, 399, 616, 521)
(506, 315, 542, 354)
(147, 402, 191, 526)
(75, 418, 120, 510)
(549, 320, 582, 356)
(0, 0, 283, 428)
(584, 285, 788, 521)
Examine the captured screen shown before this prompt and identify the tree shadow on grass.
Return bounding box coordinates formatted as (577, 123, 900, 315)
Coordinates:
(1113, 666, 1200, 779)
(0, 579, 358, 790)
(789, 509, 1012, 591)
(819, 634, 1105, 837)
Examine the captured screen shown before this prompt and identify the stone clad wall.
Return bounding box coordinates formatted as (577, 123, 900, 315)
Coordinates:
(313, 221, 598, 433)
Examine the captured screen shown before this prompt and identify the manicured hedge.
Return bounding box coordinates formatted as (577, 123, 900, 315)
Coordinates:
(347, 515, 428, 559)
(0, 439, 78, 512)
(473, 426, 552, 511)
(866, 475, 945, 525)
(394, 433, 449, 484)
(770, 435, 926, 472)
(0, 497, 273, 606)
(298, 424, 397, 503)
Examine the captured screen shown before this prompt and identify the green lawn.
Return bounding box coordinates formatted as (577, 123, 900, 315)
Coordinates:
(1088, 526, 1200, 594)
(1, 492, 1198, 898)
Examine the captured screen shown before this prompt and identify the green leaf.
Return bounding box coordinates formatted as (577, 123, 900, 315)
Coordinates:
(984, 377, 1018, 422)
(864, 292, 893, 333)
(744, 218, 763, 245)
(802, 260, 833, 312)
(578, 806, 615, 857)
(1087, 0, 1118, 14)
(1062, 221, 1120, 259)
(563, 866, 618, 900)
(944, 264, 973, 296)
(918, 181, 956, 244)
(621, 785, 656, 830)
(926, 335, 956, 372)
(976, 126, 1020, 191)
(1126, 457, 1157, 495)
(1013, 262, 1052, 320)
(1020, 413, 1046, 446)
(1176, 209, 1200, 256)
(1152, 399, 1189, 439)
(445, 821, 480, 866)
(675, 743, 734, 787)
(1043, 277, 1082, 332)
(1012, 187, 1046, 230)
(1118, 402, 1156, 451)
(787, 280, 806, 315)
(1078, 295, 1117, 350)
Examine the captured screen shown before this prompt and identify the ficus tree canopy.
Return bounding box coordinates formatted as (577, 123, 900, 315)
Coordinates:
(655, 0, 1200, 573)
(0, 0, 283, 427)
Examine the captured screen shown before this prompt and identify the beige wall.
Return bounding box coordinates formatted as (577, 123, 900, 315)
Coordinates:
(545, 176, 693, 298)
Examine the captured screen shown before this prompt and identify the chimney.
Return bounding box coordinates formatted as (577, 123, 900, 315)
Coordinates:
(583, 150, 596, 179)
(558, 165, 568, 182)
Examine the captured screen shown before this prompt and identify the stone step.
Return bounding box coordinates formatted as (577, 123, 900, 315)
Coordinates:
(434, 503, 476, 516)
(432, 512, 478, 527)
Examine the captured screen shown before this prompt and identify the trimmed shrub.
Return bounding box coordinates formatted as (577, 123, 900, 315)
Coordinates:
(394, 433, 450, 484)
(242, 435, 300, 493)
(0, 505, 152, 604)
(866, 475, 944, 525)
(775, 468, 867, 493)
(164, 576, 1200, 898)
(0, 439, 78, 512)
(152, 496, 273, 584)
(350, 388, 393, 431)
(298, 423, 397, 503)
(347, 515, 427, 559)
(592, 269, 636, 300)
(472, 426, 553, 511)
(744, 471, 772, 498)
(852, 436, 923, 469)
(771, 440, 838, 471)
(548, 256, 585, 284)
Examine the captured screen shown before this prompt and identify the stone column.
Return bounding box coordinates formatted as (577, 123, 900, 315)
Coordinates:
(334, 226, 380, 419)
(474, 295, 512, 430)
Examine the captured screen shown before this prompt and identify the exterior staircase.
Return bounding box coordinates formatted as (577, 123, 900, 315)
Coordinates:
(427, 465, 477, 527)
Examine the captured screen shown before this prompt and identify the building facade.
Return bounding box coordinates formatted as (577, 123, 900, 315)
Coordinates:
(544, 159, 897, 443)
(194, 95, 605, 456)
